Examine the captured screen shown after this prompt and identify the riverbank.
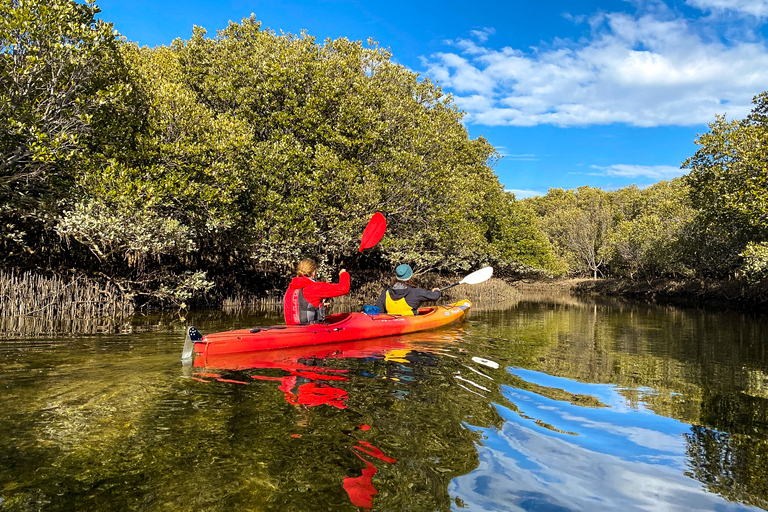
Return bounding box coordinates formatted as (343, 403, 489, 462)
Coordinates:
(5, 267, 768, 318)
(0, 269, 134, 318)
(515, 278, 768, 312)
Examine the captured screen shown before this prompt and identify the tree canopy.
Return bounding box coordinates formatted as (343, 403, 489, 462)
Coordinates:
(1, 1, 561, 306)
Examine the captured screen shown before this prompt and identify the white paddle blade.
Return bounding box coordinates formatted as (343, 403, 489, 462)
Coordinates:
(460, 266, 493, 285)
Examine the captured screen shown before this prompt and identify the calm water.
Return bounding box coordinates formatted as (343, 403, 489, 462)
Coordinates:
(1, 293, 767, 512)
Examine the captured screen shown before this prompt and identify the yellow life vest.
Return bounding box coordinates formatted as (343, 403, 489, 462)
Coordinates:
(385, 290, 415, 316)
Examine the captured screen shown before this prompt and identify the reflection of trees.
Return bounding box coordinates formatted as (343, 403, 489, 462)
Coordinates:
(471, 295, 768, 421)
(469, 293, 768, 508)
(686, 422, 768, 510)
(0, 335, 503, 511)
(692, 382, 768, 501)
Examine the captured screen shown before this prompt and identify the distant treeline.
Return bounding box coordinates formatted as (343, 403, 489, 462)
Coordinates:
(1, 0, 766, 310)
(524, 92, 768, 285)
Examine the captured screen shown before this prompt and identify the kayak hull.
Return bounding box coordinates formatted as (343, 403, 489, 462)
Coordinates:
(192, 300, 472, 356)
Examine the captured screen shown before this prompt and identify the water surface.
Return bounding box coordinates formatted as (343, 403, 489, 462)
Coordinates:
(1, 293, 767, 511)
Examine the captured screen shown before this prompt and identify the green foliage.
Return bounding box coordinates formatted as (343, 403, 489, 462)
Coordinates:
(740, 242, 768, 283)
(527, 180, 699, 281)
(683, 92, 768, 276)
(167, 18, 531, 274)
(602, 180, 695, 280)
(486, 197, 566, 277)
(57, 199, 193, 263)
(0, 9, 560, 306)
(685, 93, 768, 235)
(0, 0, 142, 261)
(526, 186, 613, 278)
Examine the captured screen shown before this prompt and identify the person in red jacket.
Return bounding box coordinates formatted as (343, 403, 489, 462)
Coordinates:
(284, 258, 350, 325)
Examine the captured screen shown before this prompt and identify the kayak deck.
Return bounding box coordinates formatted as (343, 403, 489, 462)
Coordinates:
(188, 300, 472, 356)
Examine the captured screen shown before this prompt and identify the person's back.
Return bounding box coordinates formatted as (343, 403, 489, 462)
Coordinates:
(376, 264, 440, 316)
(284, 259, 350, 324)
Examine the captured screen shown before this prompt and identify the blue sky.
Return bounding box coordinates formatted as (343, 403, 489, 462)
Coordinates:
(95, 0, 768, 198)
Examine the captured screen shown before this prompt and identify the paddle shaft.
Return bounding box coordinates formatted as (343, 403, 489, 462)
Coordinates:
(346, 252, 362, 271)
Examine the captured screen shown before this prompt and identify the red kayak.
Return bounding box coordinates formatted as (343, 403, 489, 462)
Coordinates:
(183, 300, 472, 357)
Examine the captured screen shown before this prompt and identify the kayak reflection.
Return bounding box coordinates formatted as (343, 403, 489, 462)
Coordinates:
(191, 332, 462, 510)
(344, 427, 398, 510)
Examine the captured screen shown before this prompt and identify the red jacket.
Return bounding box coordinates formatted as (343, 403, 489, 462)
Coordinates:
(284, 271, 350, 324)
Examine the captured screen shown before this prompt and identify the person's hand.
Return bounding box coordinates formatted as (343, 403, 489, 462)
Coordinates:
(432, 288, 440, 292)
(340, 268, 347, 275)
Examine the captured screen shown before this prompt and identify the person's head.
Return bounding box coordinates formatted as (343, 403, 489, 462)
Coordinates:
(395, 263, 413, 281)
(296, 258, 317, 278)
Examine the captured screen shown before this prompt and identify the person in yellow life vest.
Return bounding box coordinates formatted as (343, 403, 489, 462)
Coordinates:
(375, 264, 441, 316)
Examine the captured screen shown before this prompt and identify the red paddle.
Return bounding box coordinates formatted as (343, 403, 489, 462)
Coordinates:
(359, 212, 387, 252)
(346, 212, 386, 270)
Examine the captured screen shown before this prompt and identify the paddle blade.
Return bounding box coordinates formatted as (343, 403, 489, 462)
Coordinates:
(359, 212, 387, 252)
(181, 326, 202, 362)
(460, 266, 493, 285)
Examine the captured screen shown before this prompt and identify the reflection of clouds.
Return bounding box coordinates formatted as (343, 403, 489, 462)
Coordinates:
(503, 387, 687, 467)
(557, 410, 686, 454)
(449, 417, 756, 511)
(511, 368, 683, 416)
(502, 377, 689, 465)
(511, 368, 630, 409)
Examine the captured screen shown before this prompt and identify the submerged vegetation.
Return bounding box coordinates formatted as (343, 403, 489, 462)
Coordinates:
(0, 270, 133, 318)
(1, 0, 767, 313)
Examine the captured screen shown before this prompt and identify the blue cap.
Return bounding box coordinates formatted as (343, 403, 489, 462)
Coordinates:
(395, 264, 413, 281)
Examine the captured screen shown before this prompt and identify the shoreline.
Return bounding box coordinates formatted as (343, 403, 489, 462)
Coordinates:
(515, 278, 768, 313)
(3, 267, 767, 318)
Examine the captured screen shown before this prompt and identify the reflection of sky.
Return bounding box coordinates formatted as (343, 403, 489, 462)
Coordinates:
(448, 368, 760, 512)
(509, 368, 691, 461)
(512, 368, 649, 411)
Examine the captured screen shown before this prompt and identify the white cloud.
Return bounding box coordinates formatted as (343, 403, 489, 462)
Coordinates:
(451, 93, 494, 112)
(506, 188, 543, 199)
(422, 2, 768, 127)
(469, 27, 495, 43)
(489, 145, 537, 160)
(424, 52, 495, 94)
(590, 164, 686, 180)
(687, 0, 768, 18)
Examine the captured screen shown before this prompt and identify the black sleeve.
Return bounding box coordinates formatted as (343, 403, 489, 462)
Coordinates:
(376, 288, 388, 311)
(405, 287, 441, 308)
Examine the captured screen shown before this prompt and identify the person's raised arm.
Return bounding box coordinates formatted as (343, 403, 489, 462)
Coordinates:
(308, 269, 350, 302)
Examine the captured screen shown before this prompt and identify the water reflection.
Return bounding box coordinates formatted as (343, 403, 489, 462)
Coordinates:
(189, 335, 461, 510)
(460, 294, 768, 511)
(1, 293, 767, 511)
